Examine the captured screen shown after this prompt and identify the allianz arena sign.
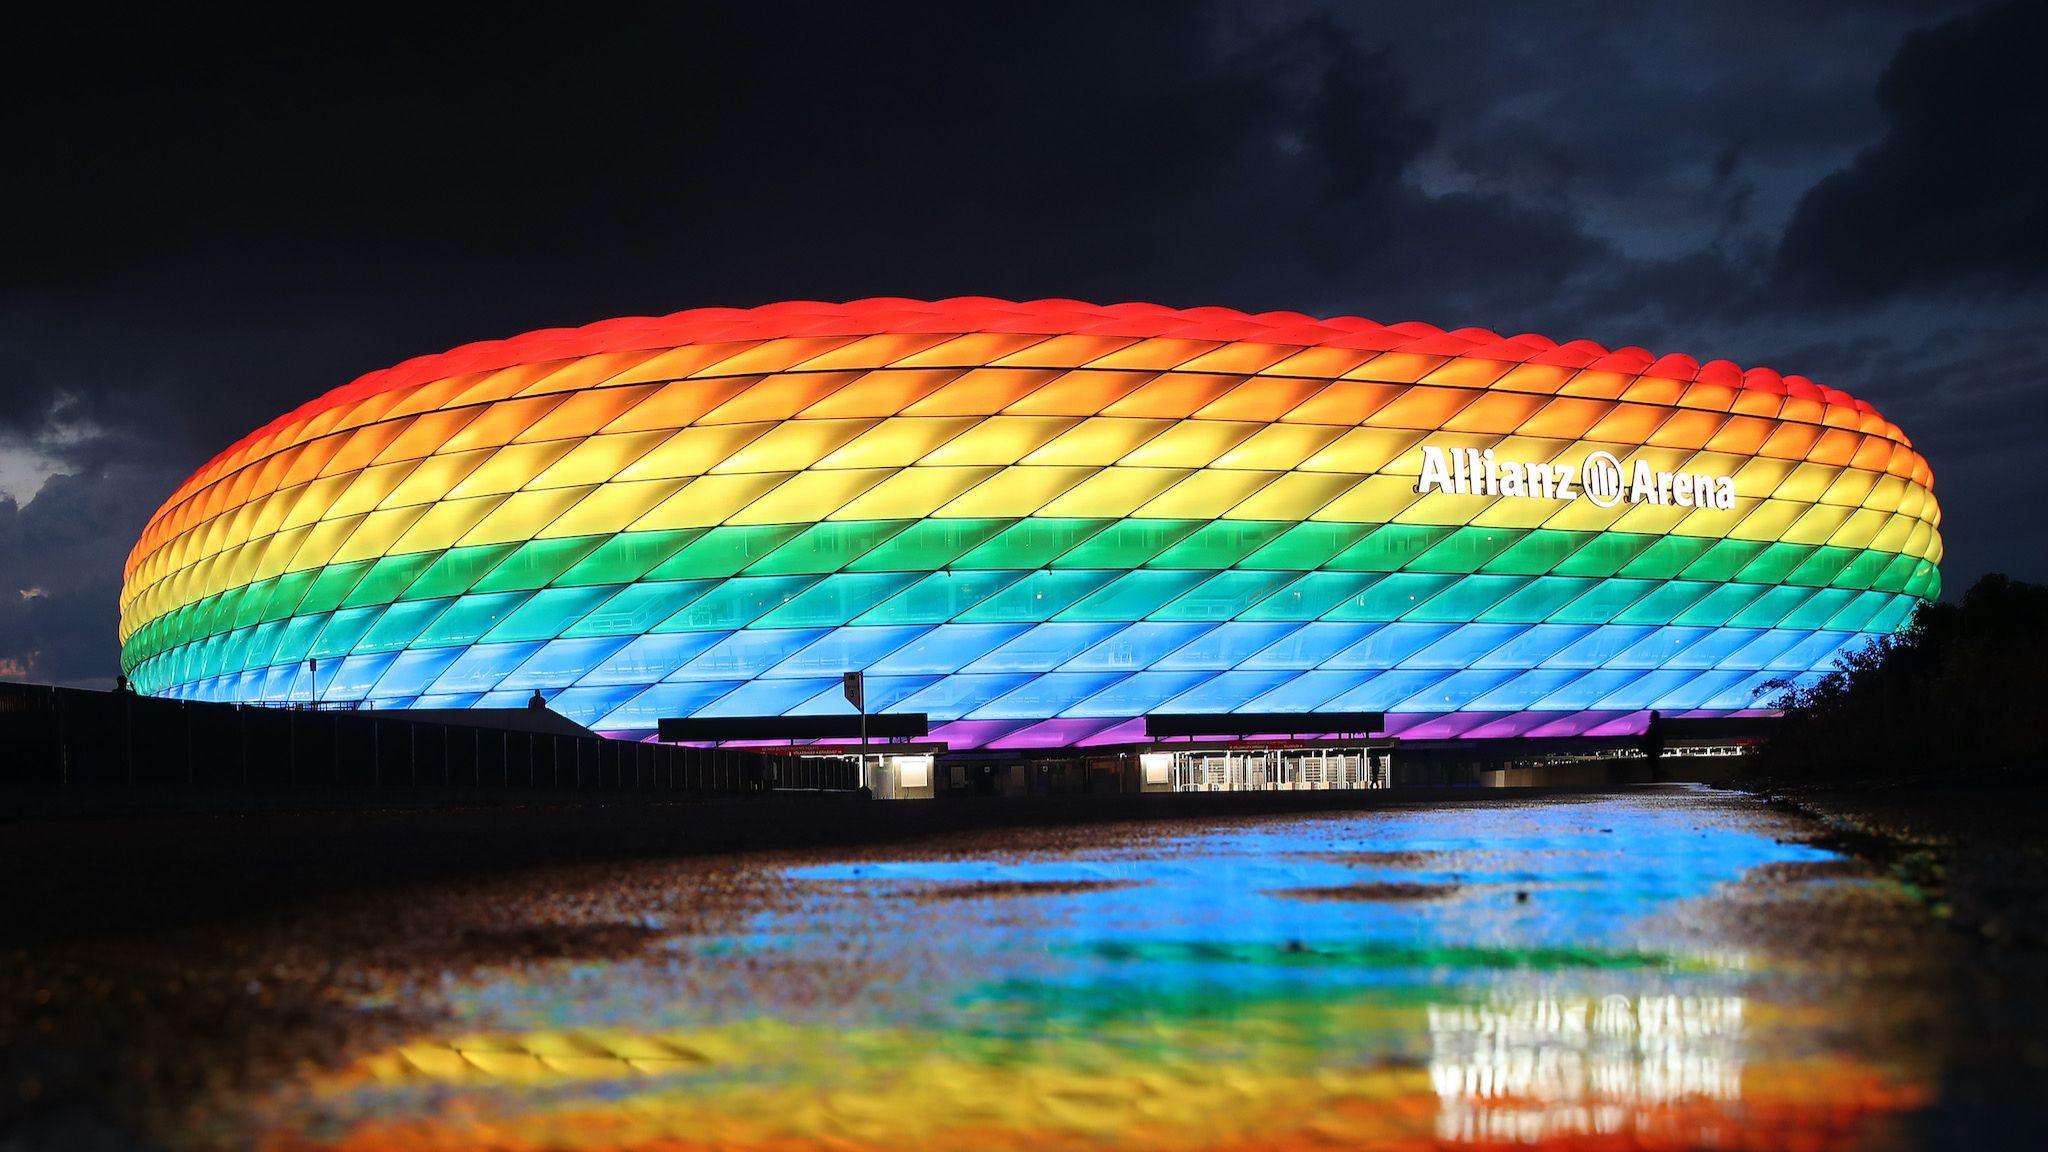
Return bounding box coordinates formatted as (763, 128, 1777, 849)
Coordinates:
(1415, 445, 1739, 511)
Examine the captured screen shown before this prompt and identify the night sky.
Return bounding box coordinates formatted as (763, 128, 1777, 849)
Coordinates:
(4, 1, 2044, 687)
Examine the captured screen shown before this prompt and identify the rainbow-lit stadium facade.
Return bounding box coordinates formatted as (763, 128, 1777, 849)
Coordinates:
(119, 299, 1941, 748)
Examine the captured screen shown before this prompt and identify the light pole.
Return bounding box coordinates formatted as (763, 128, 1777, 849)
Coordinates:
(843, 671, 866, 791)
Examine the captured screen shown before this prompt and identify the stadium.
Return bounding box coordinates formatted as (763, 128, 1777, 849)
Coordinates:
(117, 298, 1942, 756)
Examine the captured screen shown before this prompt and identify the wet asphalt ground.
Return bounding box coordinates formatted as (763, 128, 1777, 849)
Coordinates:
(3, 784, 2043, 1150)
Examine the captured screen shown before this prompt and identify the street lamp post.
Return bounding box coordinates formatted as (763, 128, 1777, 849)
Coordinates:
(843, 671, 866, 792)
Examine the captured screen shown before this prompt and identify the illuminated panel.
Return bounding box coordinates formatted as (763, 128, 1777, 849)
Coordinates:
(119, 299, 1942, 747)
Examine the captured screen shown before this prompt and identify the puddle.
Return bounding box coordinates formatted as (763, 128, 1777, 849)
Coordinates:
(212, 788, 1941, 1149)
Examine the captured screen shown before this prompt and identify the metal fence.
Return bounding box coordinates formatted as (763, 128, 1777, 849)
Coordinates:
(0, 683, 856, 796)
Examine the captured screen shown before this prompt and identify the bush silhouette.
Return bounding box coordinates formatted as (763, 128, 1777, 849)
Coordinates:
(1755, 575, 2048, 780)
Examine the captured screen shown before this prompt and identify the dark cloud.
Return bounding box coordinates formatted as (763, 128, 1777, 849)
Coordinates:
(1775, 0, 2048, 299)
(1, 1, 2044, 686)
(0, 468, 168, 682)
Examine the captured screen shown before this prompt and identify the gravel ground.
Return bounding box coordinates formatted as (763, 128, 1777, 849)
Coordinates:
(1756, 779, 2048, 1145)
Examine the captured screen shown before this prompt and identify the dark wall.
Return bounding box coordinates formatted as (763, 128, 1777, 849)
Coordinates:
(0, 684, 850, 800)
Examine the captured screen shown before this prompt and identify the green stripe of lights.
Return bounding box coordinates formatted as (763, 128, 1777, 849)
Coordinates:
(121, 517, 1940, 677)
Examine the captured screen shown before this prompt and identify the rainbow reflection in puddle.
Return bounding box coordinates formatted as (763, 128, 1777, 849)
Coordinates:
(256, 790, 1932, 1150)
